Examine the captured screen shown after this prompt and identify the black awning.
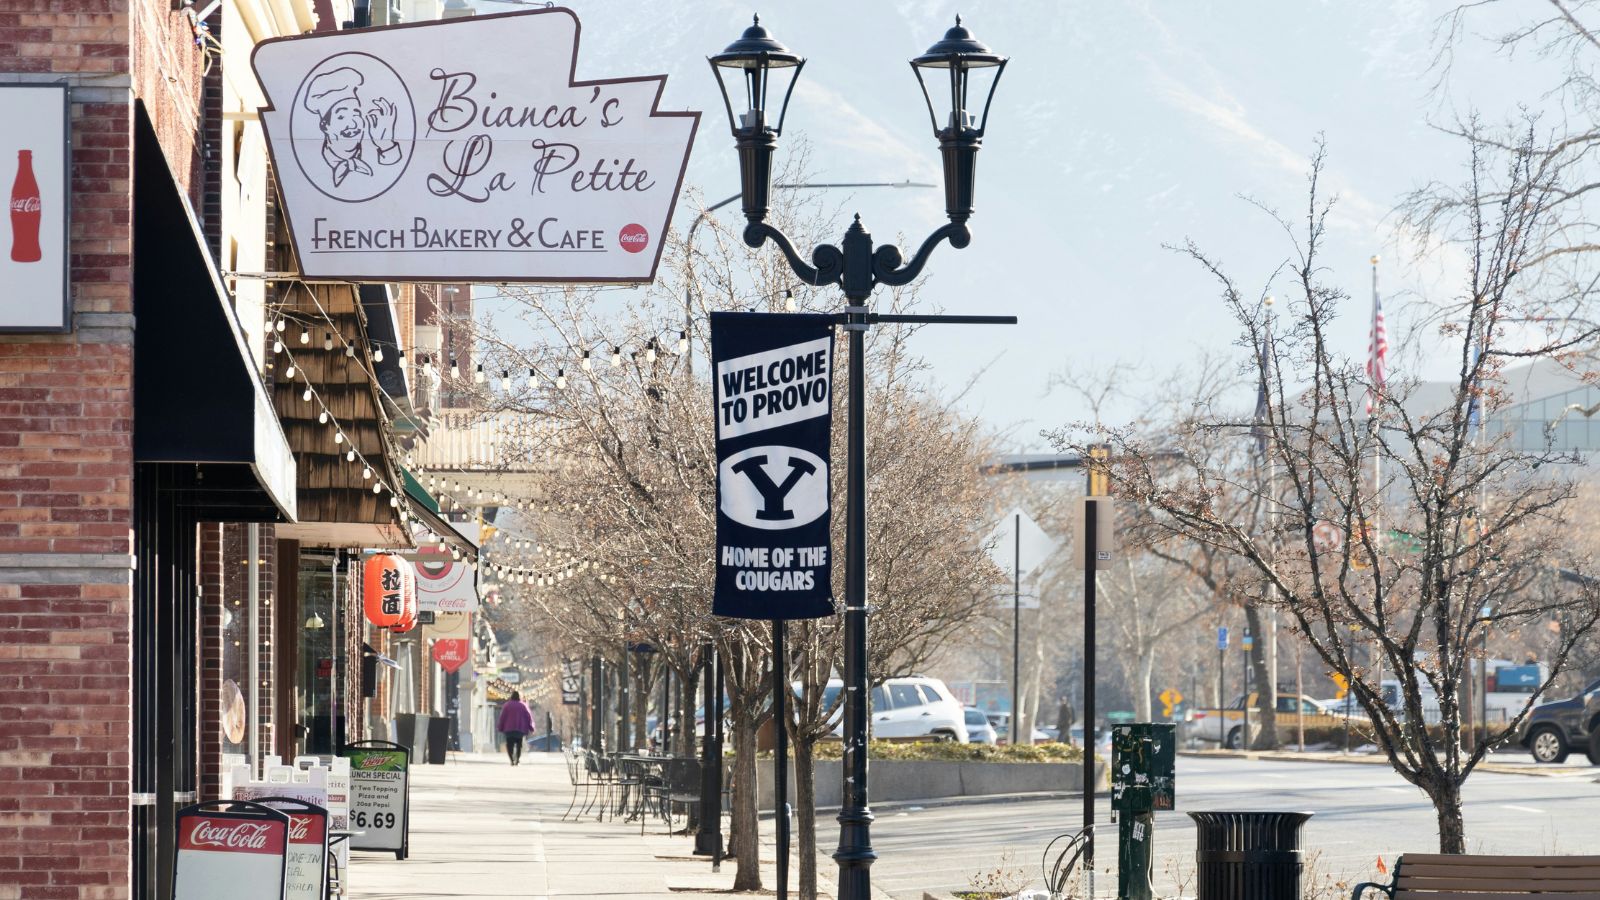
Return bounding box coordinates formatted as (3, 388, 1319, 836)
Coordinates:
(131, 105, 297, 522)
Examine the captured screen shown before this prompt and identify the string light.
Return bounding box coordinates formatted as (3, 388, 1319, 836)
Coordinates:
(345, 344, 355, 358)
(423, 356, 435, 377)
(373, 482, 383, 494)
(785, 288, 797, 312)
(474, 363, 485, 384)
(275, 318, 286, 333)
(646, 339, 657, 363)
(373, 345, 384, 363)
(581, 350, 592, 372)
(610, 346, 621, 367)
(318, 411, 329, 424)
(323, 332, 334, 351)
(345, 449, 356, 462)
(299, 328, 310, 345)
(301, 387, 312, 402)
(527, 368, 538, 390)
(334, 431, 345, 445)
(362, 465, 372, 480)
(450, 358, 460, 379)
(273, 339, 284, 354)
(556, 369, 567, 389)
(677, 331, 689, 354)
(500, 371, 511, 391)
(284, 364, 296, 380)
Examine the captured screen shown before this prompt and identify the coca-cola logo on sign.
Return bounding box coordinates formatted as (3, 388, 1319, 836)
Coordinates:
(190, 820, 273, 850)
(10, 197, 39, 213)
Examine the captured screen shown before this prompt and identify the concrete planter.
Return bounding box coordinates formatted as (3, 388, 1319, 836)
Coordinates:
(757, 756, 1107, 809)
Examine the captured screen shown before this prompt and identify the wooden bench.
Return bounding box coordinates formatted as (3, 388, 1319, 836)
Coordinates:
(1352, 854, 1600, 898)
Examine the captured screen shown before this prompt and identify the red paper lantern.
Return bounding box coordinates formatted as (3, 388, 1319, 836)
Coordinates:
(391, 583, 418, 633)
(363, 554, 413, 629)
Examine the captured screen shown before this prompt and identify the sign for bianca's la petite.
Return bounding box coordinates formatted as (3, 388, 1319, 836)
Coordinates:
(250, 7, 697, 282)
(710, 312, 836, 620)
(172, 802, 290, 900)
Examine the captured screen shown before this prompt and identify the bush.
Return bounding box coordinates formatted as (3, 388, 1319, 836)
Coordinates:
(806, 739, 1086, 764)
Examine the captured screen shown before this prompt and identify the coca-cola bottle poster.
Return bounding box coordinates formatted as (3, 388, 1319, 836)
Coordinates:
(172, 804, 289, 900)
(0, 84, 68, 331)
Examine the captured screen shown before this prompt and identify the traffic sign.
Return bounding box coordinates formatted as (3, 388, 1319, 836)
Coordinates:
(1242, 633, 1254, 651)
(1331, 672, 1349, 700)
(985, 507, 1058, 580)
(1216, 627, 1228, 650)
(1158, 688, 1183, 717)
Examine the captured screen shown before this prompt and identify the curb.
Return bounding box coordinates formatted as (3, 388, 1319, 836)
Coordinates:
(1180, 749, 1600, 778)
(757, 789, 1086, 819)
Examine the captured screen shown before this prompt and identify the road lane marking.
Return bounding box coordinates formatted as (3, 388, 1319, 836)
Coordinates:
(1501, 804, 1544, 813)
(1380, 787, 1410, 794)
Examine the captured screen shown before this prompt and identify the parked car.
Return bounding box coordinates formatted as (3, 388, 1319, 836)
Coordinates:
(1517, 677, 1600, 764)
(1183, 693, 1345, 749)
(986, 712, 1048, 744)
(965, 707, 998, 744)
(1068, 725, 1112, 756)
(823, 676, 970, 743)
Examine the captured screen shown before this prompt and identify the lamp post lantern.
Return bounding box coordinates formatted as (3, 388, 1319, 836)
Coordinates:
(710, 17, 1011, 900)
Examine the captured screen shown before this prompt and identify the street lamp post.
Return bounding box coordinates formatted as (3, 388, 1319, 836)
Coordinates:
(708, 16, 1010, 900)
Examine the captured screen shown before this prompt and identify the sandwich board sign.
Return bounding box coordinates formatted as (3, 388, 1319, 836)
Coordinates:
(341, 740, 410, 859)
(249, 7, 698, 283)
(254, 797, 329, 900)
(173, 800, 289, 900)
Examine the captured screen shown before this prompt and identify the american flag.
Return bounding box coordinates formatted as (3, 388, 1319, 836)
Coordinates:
(1365, 271, 1388, 414)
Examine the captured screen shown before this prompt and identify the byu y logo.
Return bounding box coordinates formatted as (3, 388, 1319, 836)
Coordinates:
(720, 445, 828, 530)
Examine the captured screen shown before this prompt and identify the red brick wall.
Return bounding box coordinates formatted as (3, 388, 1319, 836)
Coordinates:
(0, 102, 137, 900)
(0, 0, 210, 897)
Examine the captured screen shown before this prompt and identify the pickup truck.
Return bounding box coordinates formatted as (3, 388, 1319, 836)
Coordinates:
(1182, 693, 1346, 749)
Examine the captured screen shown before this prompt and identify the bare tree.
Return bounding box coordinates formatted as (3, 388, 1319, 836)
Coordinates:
(1051, 144, 1600, 852)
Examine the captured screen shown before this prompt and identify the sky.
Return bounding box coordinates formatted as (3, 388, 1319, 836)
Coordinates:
(472, 0, 1563, 449)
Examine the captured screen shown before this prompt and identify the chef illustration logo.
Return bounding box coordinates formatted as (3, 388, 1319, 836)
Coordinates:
(289, 52, 415, 202)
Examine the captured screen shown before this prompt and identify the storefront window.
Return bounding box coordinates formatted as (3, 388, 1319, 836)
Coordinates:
(297, 554, 343, 755)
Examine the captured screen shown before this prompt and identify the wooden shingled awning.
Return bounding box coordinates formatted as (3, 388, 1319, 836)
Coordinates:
(270, 280, 409, 547)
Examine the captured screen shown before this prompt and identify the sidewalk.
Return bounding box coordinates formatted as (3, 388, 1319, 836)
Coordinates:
(344, 751, 824, 899)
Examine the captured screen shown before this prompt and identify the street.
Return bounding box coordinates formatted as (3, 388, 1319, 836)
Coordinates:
(867, 755, 1600, 898)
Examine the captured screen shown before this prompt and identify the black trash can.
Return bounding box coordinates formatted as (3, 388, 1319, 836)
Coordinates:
(1188, 811, 1313, 900)
(425, 716, 449, 764)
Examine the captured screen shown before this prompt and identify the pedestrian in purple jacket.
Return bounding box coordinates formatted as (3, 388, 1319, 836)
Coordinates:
(498, 691, 535, 765)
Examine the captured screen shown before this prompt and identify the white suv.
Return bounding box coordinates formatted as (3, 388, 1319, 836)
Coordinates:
(821, 676, 970, 742)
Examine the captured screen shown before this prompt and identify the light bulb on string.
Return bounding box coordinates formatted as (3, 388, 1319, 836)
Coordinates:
(372, 482, 383, 494)
(318, 411, 329, 424)
(334, 431, 344, 445)
(345, 344, 355, 358)
(422, 356, 434, 377)
(284, 365, 296, 380)
(302, 387, 312, 403)
(474, 364, 485, 384)
(362, 465, 372, 480)
(785, 289, 797, 312)
(323, 332, 334, 350)
(646, 339, 657, 363)
(527, 369, 538, 390)
(450, 358, 460, 379)
(610, 347, 621, 367)
(500, 371, 511, 391)
(438, 541, 448, 553)
(677, 331, 688, 354)
(373, 345, 384, 363)
(273, 340, 284, 355)
(581, 350, 592, 372)
(345, 449, 356, 462)
(390, 495, 399, 508)
(275, 318, 286, 333)
(556, 369, 567, 389)
(299, 328, 310, 345)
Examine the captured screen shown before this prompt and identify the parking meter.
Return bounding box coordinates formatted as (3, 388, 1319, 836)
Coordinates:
(1111, 723, 1176, 900)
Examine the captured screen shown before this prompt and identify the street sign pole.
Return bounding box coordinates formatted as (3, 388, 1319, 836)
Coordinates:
(1012, 512, 1021, 745)
(773, 621, 790, 900)
(1083, 496, 1098, 895)
(1242, 631, 1253, 749)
